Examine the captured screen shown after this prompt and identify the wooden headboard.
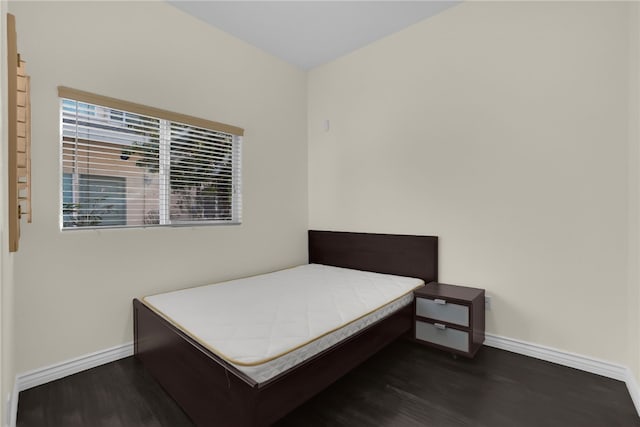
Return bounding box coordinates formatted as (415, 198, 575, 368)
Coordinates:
(308, 230, 438, 283)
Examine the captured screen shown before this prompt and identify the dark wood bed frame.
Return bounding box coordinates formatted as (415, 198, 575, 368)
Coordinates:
(133, 230, 438, 426)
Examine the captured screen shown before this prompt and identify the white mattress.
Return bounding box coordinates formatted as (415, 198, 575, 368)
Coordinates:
(142, 264, 423, 383)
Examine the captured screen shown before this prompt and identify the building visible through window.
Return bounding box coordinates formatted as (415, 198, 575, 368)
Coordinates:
(60, 93, 242, 229)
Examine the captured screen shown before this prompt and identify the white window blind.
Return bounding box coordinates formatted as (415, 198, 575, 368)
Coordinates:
(60, 94, 242, 230)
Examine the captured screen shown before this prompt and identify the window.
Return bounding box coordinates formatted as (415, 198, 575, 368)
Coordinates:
(59, 87, 243, 230)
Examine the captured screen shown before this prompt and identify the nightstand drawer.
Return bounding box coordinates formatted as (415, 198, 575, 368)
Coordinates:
(415, 320, 469, 353)
(415, 297, 469, 327)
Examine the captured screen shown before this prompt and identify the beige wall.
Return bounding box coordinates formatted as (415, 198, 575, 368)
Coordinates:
(1, 9, 5, 425)
(5, 0, 640, 392)
(309, 2, 631, 364)
(630, 2, 640, 385)
(8, 1, 308, 373)
(1, 2, 16, 423)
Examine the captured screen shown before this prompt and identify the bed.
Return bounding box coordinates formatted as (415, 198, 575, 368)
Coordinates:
(133, 230, 438, 426)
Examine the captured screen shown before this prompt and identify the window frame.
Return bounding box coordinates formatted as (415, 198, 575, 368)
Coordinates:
(58, 87, 244, 231)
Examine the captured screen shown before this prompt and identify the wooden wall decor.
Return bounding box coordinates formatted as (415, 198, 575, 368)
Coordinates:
(7, 13, 31, 252)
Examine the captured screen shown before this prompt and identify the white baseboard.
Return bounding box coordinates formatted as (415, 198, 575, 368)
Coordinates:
(15, 342, 133, 393)
(625, 367, 640, 418)
(8, 381, 17, 427)
(484, 333, 640, 416)
(8, 336, 640, 423)
(8, 342, 133, 427)
(484, 333, 627, 380)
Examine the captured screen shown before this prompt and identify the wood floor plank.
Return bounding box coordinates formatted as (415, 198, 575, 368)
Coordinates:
(17, 340, 639, 427)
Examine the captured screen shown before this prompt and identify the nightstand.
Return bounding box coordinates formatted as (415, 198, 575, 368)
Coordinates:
(413, 282, 485, 358)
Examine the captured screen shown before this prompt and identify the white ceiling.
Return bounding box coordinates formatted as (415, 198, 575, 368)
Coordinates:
(169, 1, 460, 70)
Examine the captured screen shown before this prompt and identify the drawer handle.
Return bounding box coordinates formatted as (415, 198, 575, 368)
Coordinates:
(434, 323, 446, 330)
(434, 299, 447, 305)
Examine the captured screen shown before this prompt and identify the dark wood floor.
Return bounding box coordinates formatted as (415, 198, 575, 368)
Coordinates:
(17, 339, 639, 427)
